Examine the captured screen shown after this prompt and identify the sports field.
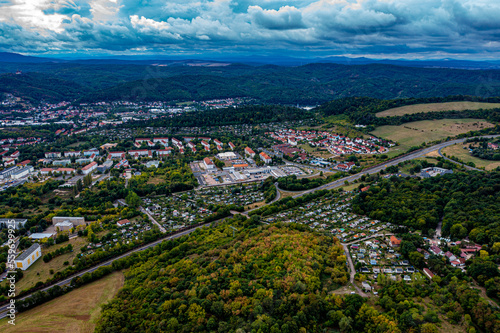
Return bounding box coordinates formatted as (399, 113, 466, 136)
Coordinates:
(0, 271, 124, 333)
(441, 144, 500, 171)
(376, 101, 500, 117)
(371, 119, 494, 151)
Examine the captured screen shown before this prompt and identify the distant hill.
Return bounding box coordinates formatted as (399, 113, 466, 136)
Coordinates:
(0, 72, 88, 102)
(78, 63, 500, 105)
(0, 52, 61, 63)
(2, 62, 500, 104)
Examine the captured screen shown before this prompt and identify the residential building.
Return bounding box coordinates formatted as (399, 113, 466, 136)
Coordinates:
(82, 161, 97, 175)
(0, 166, 19, 179)
(244, 147, 255, 157)
(11, 165, 33, 179)
(259, 152, 272, 164)
(157, 148, 173, 156)
(45, 152, 62, 159)
(96, 160, 113, 173)
(108, 151, 126, 159)
(117, 219, 130, 227)
(390, 236, 401, 247)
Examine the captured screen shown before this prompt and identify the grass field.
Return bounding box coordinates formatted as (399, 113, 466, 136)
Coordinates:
(371, 119, 494, 152)
(4, 237, 89, 293)
(0, 272, 124, 333)
(376, 101, 500, 117)
(441, 144, 500, 171)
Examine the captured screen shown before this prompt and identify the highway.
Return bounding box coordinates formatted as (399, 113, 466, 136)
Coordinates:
(293, 135, 500, 198)
(2, 135, 497, 317)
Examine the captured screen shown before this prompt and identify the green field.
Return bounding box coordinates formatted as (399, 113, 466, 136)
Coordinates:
(376, 101, 500, 117)
(442, 144, 500, 171)
(371, 118, 494, 152)
(0, 271, 124, 333)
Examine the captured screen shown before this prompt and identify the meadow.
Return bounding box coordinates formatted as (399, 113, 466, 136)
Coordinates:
(376, 101, 500, 117)
(442, 143, 500, 171)
(371, 118, 494, 151)
(0, 272, 124, 333)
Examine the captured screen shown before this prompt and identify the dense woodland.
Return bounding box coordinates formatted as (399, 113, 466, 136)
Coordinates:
(352, 172, 500, 243)
(127, 105, 313, 128)
(5, 63, 500, 104)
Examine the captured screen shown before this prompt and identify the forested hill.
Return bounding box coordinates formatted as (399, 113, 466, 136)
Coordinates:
(4, 62, 500, 104)
(78, 63, 500, 104)
(0, 72, 88, 102)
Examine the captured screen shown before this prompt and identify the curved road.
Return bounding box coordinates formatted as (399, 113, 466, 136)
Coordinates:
(293, 135, 500, 198)
(2, 135, 498, 316)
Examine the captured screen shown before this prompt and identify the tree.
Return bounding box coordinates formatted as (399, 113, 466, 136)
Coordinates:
(125, 191, 141, 208)
(339, 316, 352, 332)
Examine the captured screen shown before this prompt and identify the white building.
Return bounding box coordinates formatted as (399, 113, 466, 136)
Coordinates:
(204, 157, 215, 170)
(14, 243, 41, 270)
(11, 165, 34, 179)
(82, 161, 97, 175)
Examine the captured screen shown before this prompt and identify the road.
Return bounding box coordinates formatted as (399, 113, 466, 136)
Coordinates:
(3, 135, 497, 314)
(437, 146, 483, 171)
(0, 223, 209, 319)
(341, 233, 394, 297)
(293, 135, 500, 198)
(139, 206, 167, 233)
(342, 244, 369, 297)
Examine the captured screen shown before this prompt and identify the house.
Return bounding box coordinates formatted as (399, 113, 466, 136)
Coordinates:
(423, 268, 435, 279)
(244, 147, 255, 158)
(444, 251, 457, 262)
(390, 236, 401, 247)
(430, 246, 443, 256)
(117, 219, 130, 227)
(259, 152, 272, 164)
(214, 139, 223, 147)
(0, 166, 19, 179)
(362, 282, 372, 291)
(13, 243, 41, 270)
(82, 161, 97, 175)
(228, 142, 236, 150)
(203, 157, 215, 170)
(403, 275, 412, 281)
(335, 161, 356, 171)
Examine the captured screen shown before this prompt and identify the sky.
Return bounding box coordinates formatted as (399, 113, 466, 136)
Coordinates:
(0, 0, 500, 59)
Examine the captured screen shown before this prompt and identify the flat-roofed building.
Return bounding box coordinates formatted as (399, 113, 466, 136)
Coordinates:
(52, 216, 86, 226)
(0, 218, 27, 230)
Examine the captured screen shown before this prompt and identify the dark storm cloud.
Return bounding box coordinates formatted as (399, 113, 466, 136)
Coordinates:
(0, 0, 499, 58)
